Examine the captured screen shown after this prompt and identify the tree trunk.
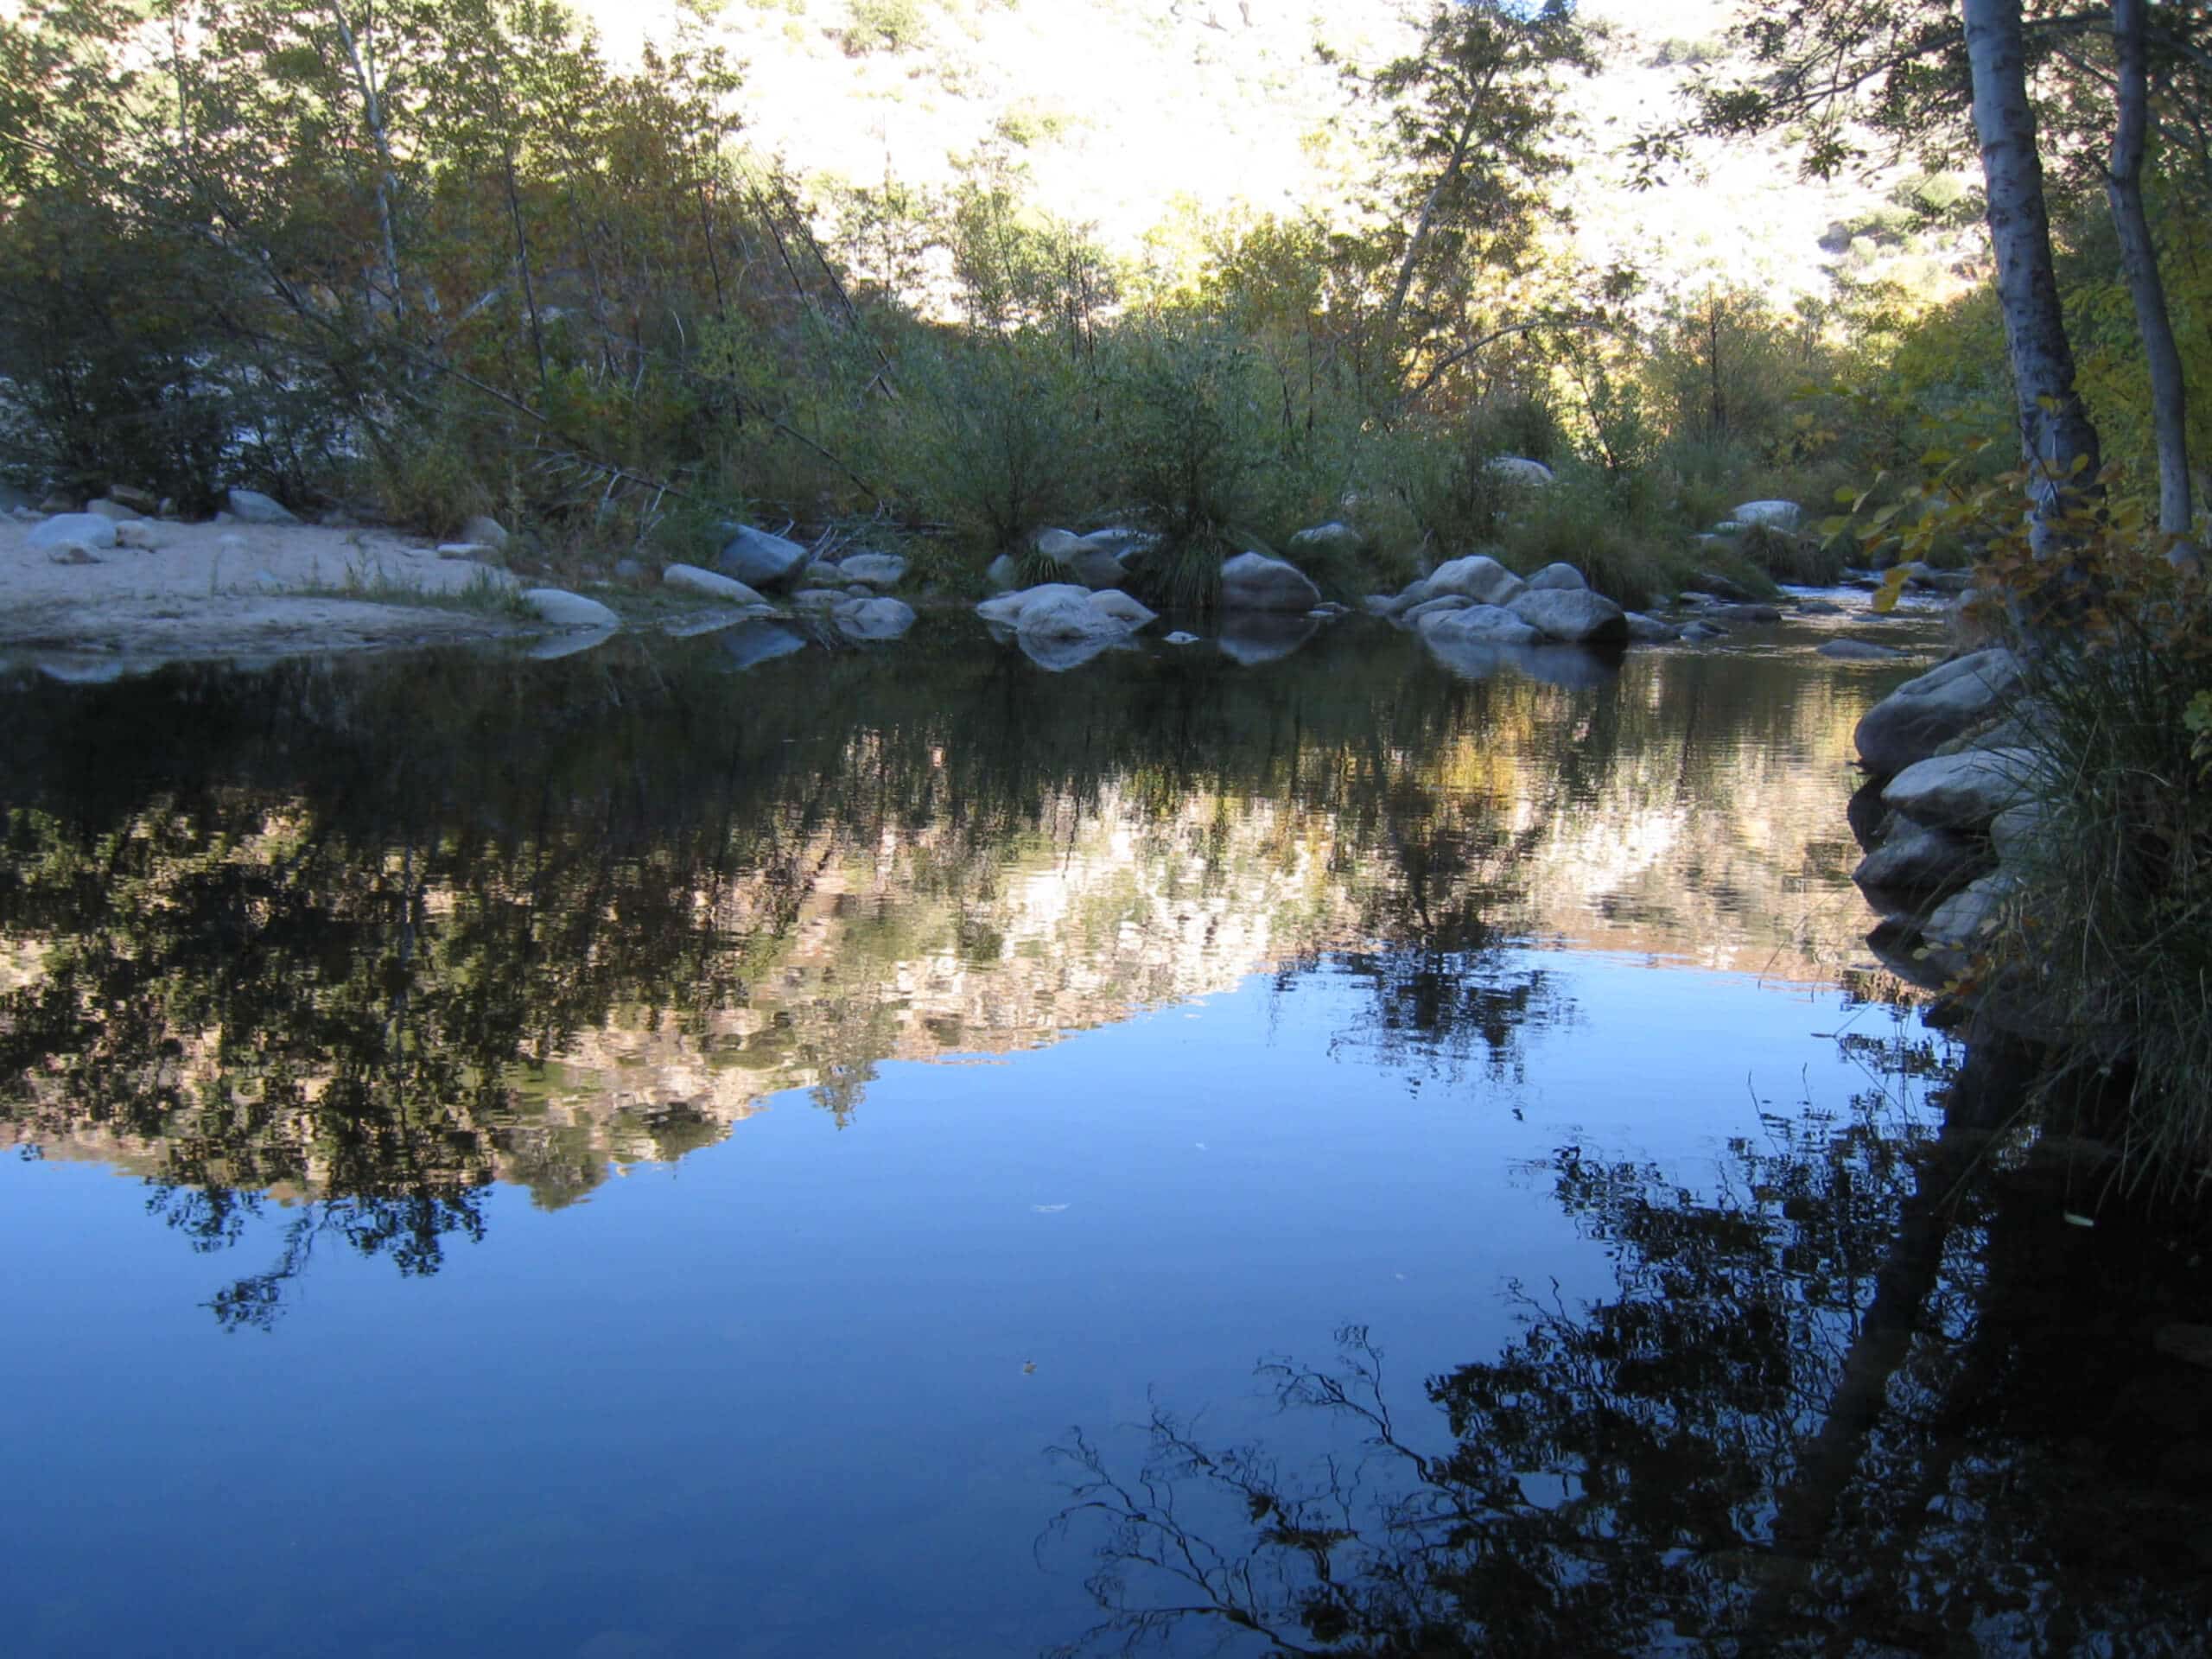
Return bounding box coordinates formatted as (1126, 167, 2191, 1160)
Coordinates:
(327, 3, 406, 325)
(1384, 104, 1483, 351)
(2107, 0, 2196, 554)
(1964, 0, 2102, 551)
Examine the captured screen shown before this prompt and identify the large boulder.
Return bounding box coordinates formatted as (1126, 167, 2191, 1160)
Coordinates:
(1403, 594, 1473, 626)
(1524, 562, 1587, 592)
(1486, 456, 1555, 489)
(521, 588, 620, 630)
(976, 582, 1092, 627)
(664, 563, 768, 606)
(1853, 819, 1992, 899)
(86, 498, 143, 522)
(461, 514, 512, 552)
(1088, 589, 1159, 630)
(1034, 528, 1127, 589)
(1923, 871, 2021, 950)
(1418, 603, 1541, 645)
(1219, 550, 1322, 612)
(1064, 544, 1128, 589)
(27, 513, 119, 553)
(1881, 746, 2040, 830)
(1017, 588, 1130, 645)
(1508, 588, 1630, 645)
(1990, 799, 2052, 865)
(1427, 555, 1526, 607)
(1853, 647, 2025, 776)
(834, 596, 917, 640)
(1732, 499, 1803, 531)
(715, 524, 811, 590)
(226, 488, 297, 524)
(1288, 522, 1362, 557)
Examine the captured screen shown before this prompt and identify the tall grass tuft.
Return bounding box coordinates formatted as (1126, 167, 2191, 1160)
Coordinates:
(2001, 605, 2212, 1199)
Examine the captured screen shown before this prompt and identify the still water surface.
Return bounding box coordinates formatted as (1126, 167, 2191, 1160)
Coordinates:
(3, 614, 2206, 1656)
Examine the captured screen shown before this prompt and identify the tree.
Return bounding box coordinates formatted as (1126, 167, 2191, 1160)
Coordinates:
(1665, 1, 2212, 556)
(1333, 0, 1595, 401)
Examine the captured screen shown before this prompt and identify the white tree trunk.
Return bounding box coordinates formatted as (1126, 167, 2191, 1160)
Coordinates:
(2107, 0, 2196, 554)
(327, 3, 406, 323)
(1964, 0, 2101, 550)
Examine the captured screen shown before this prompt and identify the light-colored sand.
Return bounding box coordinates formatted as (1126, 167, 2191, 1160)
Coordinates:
(1, 513, 538, 671)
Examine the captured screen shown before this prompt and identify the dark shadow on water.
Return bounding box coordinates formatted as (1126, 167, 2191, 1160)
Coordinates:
(1042, 1045, 2212, 1656)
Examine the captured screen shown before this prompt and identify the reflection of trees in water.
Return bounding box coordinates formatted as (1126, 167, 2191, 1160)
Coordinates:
(0, 632, 1894, 1324)
(1046, 1055, 2212, 1656)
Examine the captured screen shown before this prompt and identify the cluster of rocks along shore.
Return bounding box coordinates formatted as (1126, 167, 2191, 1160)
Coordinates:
(11, 487, 1955, 673)
(1846, 645, 2049, 1020)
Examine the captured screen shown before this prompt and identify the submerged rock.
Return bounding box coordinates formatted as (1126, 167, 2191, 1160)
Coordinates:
(1508, 588, 1629, 645)
(1853, 818, 1991, 899)
(1219, 550, 1322, 613)
(1418, 603, 1541, 645)
(1820, 639, 1904, 662)
(1624, 612, 1679, 643)
(1854, 646, 2024, 776)
(835, 596, 917, 640)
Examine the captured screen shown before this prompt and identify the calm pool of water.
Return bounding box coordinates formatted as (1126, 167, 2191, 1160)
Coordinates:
(3, 612, 2206, 1656)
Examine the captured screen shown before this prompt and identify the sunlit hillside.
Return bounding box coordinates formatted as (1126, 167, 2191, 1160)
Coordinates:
(581, 0, 1982, 308)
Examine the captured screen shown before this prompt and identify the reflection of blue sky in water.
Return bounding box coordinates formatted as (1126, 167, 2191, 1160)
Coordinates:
(1, 941, 1939, 1658)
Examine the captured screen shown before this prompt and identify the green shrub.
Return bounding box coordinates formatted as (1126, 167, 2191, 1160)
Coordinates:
(1103, 317, 1291, 556)
(1496, 474, 1688, 610)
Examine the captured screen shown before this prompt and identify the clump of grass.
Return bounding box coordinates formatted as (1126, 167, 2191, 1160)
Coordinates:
(1126, 539, 1222, 614)
(321, 560, 534, 619)
(1997, 600, 2212, 1200)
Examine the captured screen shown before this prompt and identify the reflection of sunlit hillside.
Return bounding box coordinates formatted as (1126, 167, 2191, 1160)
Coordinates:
(0, 636, 1915, 1203)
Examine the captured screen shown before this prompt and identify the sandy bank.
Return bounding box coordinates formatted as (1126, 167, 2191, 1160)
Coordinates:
(1, 513, 543, 672)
